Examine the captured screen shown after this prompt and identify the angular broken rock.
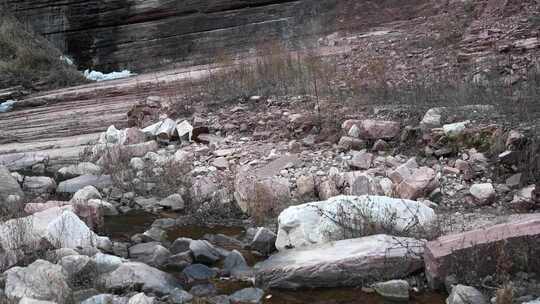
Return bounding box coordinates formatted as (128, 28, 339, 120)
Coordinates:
(424, 215, 540, 289)
(234, 163, 292, 215)
(349, 150, 373, 169)
(156, 118, 177, 142)
(255, 234, 425, 289)
(442, 121, 469, 137)
(176, 120, 194, 142)
(511, 185, 537, 210)
(393, 165, 439, 200)
(275, 195, 436, 251)
(317, 179, 340, 200)
(358, 119, 401, 140)
(420, 108, 442, 130)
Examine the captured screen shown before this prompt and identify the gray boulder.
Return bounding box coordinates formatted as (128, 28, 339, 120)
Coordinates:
(189, 240, 223, 264)
(373, 279, 409, 301)
(165, 251, 193, 271)
(71, 186, 102, 204)
(182, 264, 217, 284)
(59, 255, 97, 287)
(93, 252, 124, 274)
(170, 238, 192, 254)
(128, 242, 171, 268)
(22, 176, 56, 194)
(223, 250, 248, 275)
(97, 262, 180, 295)
(4, 260, 72, 304)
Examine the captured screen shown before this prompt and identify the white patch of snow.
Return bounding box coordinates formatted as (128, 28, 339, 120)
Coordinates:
(84, 69, 136, 82)
(0, 100, 17, 113)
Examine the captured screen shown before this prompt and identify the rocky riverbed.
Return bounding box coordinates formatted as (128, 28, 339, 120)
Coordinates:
(1, 92, 539, 304)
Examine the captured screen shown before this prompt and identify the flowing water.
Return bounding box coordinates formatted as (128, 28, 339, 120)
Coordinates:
(102, 212, 446, 304)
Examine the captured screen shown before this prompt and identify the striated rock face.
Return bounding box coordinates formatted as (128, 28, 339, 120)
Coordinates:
(6, 0, 337, 71)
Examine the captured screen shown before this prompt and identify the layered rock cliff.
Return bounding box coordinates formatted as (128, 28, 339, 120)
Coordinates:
(5, 0, 338, 72)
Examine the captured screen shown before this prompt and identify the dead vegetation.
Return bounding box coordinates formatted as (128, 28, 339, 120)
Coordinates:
(0, 9, 87, 91)
(94, 145, 192, 200)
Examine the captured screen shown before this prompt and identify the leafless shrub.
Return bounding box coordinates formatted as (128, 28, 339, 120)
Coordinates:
(97, 144, 192, 199)
(496, 284, 514, 304)
(311, 197, 444, 241)
(204, 41, 337, 102)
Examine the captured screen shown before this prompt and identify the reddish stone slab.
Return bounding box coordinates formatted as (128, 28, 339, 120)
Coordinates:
(424, 214, 540, 289)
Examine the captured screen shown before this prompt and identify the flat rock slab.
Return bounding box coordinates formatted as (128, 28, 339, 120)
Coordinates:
(256, 154, 300, 178)
(57, 175, 113, 193)
(255, 234, 425, 289)
(424, 214, 540, 288)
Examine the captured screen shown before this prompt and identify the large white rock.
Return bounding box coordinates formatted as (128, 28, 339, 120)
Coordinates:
(45, 209, 103, 248)
(99, 125, 127, 145)
(275, 195, 436, 251)
(469, 183, 495, 205)
(4, 260, 72, 304)
(420, 108, 442, 130)
(0, 207, 106, 271)
(71, 186, 102, 205)
(255, 234, 425, 289)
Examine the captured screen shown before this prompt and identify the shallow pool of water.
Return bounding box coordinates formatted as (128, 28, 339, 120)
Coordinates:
(102, 210, 158, 241)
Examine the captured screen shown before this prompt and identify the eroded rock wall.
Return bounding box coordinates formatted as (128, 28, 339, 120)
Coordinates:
(6, 0, 336, 71)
